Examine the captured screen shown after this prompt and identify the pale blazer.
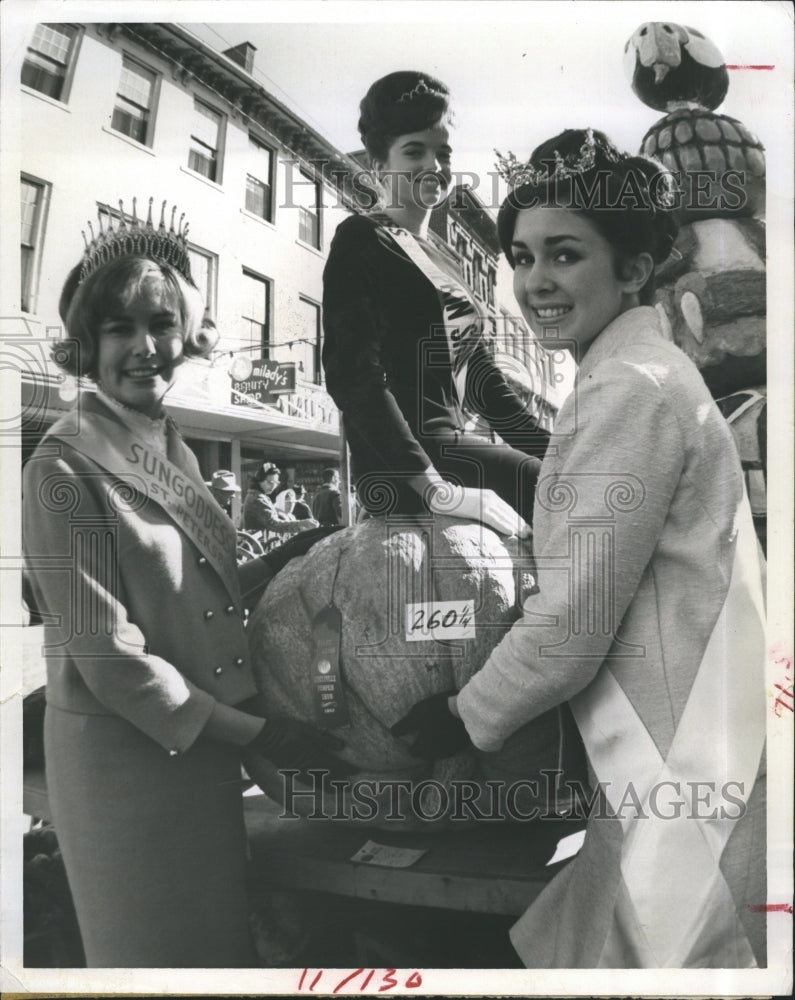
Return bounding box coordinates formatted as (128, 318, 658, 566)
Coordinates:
(23, 394, 257, 754)
(457, 307, 767, 968)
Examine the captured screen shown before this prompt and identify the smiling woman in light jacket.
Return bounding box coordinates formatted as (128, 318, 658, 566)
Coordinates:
(392, 130, 767, 970)
(23, 203, 350, 967)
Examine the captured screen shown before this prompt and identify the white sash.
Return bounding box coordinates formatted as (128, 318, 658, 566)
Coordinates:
(379, 222, 481, 403)
(48, 408, 240, 605)
(570, 495, 766, 967)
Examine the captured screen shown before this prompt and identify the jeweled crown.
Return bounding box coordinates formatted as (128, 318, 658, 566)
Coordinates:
(495, 128, 624, 190)
(79, 197, 193, 285)
(397, 78, 446, 104)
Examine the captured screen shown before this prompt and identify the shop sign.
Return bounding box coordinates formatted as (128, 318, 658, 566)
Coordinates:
(231, 359, 296, 407)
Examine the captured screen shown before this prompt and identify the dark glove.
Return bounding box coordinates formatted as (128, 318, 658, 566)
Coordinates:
(390, 691, 471, 760)
(243, 715, 357, 783)
(239, 526, 346, 609)
(263, 525, 345, 575)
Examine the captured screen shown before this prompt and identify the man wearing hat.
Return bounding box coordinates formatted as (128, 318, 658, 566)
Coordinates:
(207, 469, 241, 520)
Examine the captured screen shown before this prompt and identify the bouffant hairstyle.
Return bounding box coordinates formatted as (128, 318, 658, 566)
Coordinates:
(54, 256, 217, 379)
(497, 129, 679, 305)
(254, 462, 280, 485)
(358, 71, 452, 163)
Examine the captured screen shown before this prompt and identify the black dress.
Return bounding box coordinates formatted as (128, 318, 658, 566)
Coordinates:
(322, 213, 548, 520)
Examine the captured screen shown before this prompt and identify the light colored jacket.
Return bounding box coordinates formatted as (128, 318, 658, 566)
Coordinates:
(23, 395, 257, 754)
(457, 307, 766, 968)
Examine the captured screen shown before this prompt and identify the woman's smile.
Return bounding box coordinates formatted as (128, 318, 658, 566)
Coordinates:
(123, 362, 167, 379)
(532, 305, 573, 322)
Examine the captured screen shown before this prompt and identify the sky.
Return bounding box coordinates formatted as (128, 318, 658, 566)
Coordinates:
(2, 0, 790, 212)
(3, 0, 789, 388)
(178, 0, 790, 340)
(178, 0, 791, 214)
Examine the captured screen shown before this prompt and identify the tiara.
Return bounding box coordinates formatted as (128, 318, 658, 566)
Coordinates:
(494, 129, 627, 190)
(79, 197, 193, 285)
(397, 79, 446, 104)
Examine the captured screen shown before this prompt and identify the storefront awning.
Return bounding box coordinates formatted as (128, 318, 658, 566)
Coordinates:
(20, 361, 342, 460)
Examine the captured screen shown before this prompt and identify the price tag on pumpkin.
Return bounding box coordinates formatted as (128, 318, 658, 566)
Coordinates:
(405, 600, 475, 642)
(308, 602, 350, 729)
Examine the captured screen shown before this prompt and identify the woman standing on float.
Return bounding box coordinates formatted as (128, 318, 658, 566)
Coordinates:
(394, 130, 767, 969)
(322, 72, 548, 533)
(23, 200, 350, 967)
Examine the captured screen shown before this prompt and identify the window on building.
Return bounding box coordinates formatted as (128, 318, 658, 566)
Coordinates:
(188, 99, 224, 183)
(506, 328, 517, 360)
(20, 176, 49, 314)
(187, 245, 218, 319)
(472, 252, 483, 299)
(241, 270, 270, 356)
(487, 266, 496, 307)
(111, 56, 158, 145)
(21, 23, 80, 102)
(245, 135, 274, 222)
(295, 168, 321, 249)
(296, 297, 322, 384)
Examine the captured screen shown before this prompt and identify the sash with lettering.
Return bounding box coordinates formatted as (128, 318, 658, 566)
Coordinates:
(374, 215, 482, 403)
(47, 403, 241, 608)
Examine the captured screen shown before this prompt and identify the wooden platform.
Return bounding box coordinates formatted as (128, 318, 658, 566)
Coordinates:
(24, 768, 585, 918)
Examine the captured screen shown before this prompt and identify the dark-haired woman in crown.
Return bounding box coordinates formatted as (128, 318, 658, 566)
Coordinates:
(393, 130, 767, 968)
(22, 203, 351, 967)
(322, 71, 549, 534)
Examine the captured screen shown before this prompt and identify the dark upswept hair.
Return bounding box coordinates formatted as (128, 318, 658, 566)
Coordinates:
(254, 462, 280, 484)
(497, 129, 679, 305)
(358, 71, 452, 163)
(54, 256, 217, 379)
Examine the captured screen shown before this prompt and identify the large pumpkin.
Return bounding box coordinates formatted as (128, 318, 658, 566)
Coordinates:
(247, 515, 586, 830)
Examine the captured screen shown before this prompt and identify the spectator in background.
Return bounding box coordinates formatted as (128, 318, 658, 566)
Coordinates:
(271, 475, 297, 514)
(243, 463, 318, 536)
(311, 467, 343, 525)
(291, 485, 313, 521)
(207, 469, 241, 519)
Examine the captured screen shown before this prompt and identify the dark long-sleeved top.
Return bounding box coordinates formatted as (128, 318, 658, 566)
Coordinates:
(311, 483, 343, 525)
(322, 214, 548, 508)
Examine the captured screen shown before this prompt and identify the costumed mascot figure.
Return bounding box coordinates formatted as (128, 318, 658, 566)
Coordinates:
(625, 22, 767, 548)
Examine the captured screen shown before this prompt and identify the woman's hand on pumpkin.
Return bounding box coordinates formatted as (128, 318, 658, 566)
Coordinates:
(390, 691, 471, 760)
(243, 716, 357, 783)
(426, 482, 530, 539)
